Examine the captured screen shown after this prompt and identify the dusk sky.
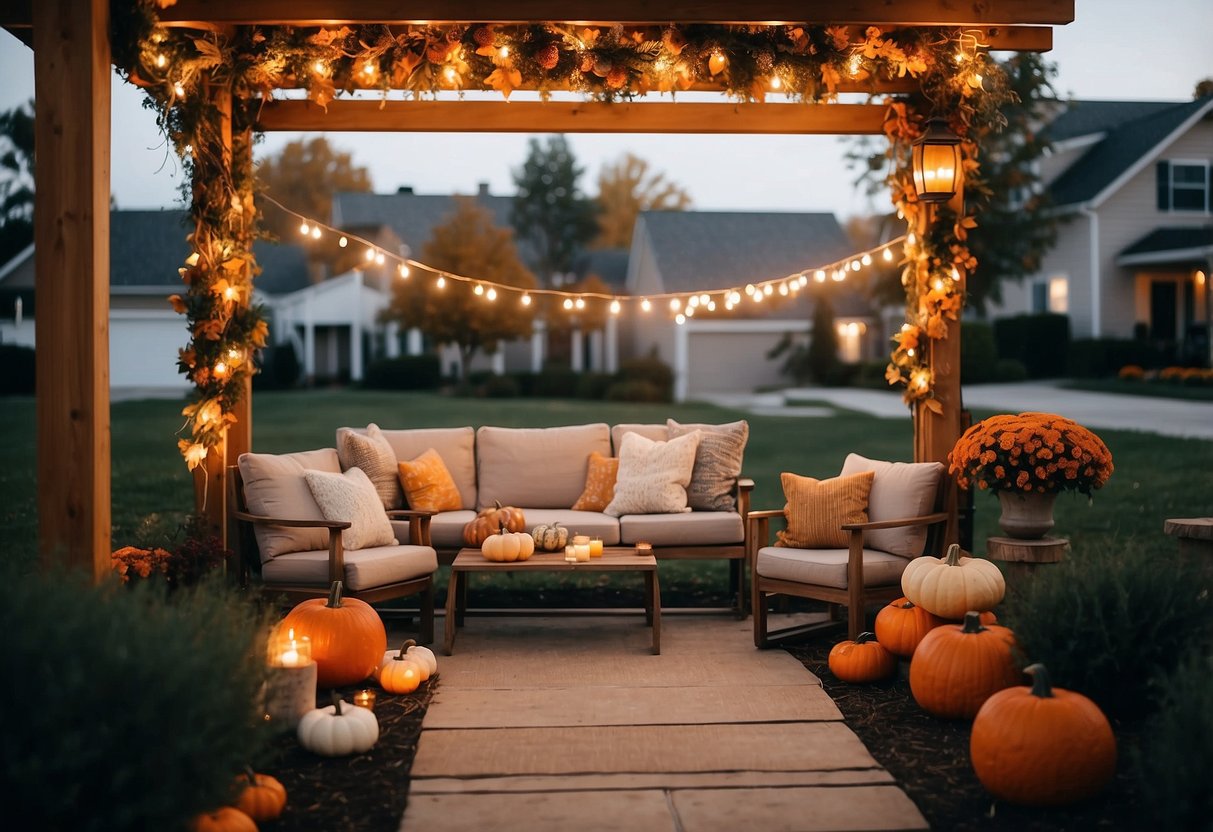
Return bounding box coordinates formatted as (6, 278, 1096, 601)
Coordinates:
(1, 0, 1210, 223)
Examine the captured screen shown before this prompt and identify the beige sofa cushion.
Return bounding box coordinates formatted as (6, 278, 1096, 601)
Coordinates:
(519, 509, 621, 545)
(840, 454, 944, 557)
(336, 423, 404, 509)
(610, 423, 667, 454)
(390, 510, 477, 551)
(303, 467, 397, 551)
(605, 431, 700, 517)
(619, 511, 744, 546)
(476, 424, 611, 509)
(668, 418, 749, 511)
(756, 545, 907, 589)
(377, 427, 477, 509)
(261, 544, 438, 592)
(238, 449, 341, 562)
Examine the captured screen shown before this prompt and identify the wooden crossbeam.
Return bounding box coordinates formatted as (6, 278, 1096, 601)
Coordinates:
(256, 99, 891, 135)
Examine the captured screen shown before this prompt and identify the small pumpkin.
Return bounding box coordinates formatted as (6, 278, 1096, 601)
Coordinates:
(970, 663, 1117, 806)
(531, 522, 569, 551)
(909, 611, 1022, 719)
(380, 638, 437, 682)
(828, 632, 897, 683)
(463, 500, 526, 545)
(378, 651, 424, 694)
(481, 529, 535, 562)
(280, 580, 387, 689)
(874, 597, 946, 658)
(191, 807, 257, 832)
(234, 767, 287, 822)
(901, 543, 1006, 619)
(298, 692, 379, 756)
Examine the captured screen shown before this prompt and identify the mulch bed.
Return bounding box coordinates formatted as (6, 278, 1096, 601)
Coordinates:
(263, 595, 1145, 831)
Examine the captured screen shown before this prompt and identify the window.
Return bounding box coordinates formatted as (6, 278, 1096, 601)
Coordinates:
(1157, 160, 1210, 212)
(1031, 281, 1048, 313)
(1031, 275, 1068, 313)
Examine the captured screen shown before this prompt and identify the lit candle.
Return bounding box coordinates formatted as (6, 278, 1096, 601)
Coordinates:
(353, 689, 377, 711)
(269, 627, 312, 668)
(636, 541, 653, 557)
(264, 626, 316, 729)
(589, 537, 603, 558)
(575, 543, 590, 562)
(565, 544, 578, 563)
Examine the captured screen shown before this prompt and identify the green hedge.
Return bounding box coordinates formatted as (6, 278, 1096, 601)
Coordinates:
(992, 313, 1071, 378)
(0, 343, 34, 395)
(1067, 337, 1166, 378)
(363, 354, 442, 390)
(961, 321, 998, 384)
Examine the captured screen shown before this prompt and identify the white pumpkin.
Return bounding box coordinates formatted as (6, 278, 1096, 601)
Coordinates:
(901, 543, 1006, 619)
(297, 695, 379, 757)
(378, 639, 432, 683)
(405, 640, 438, 677)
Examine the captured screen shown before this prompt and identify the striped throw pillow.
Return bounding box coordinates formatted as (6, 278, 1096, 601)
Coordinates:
(776, 470, 874, 549)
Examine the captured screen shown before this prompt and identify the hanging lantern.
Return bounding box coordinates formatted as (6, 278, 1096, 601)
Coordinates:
(911, 118, 962, 203)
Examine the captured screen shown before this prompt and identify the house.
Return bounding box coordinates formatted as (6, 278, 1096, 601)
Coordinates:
(0, 209, 313, 393)
(624, 210, 876, 400)
(989, 96, 1213, 363)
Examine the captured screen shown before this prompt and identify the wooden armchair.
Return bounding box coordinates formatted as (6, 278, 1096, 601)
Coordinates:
(228, 464, 439, 644)
(750, 459, 951, 646)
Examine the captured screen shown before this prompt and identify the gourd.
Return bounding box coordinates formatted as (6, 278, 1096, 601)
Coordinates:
(970, 663, 1117, 806)
(379, 638, 436, 684)
(378, 651, 424, 694)
(827, 632, 897, 683)
(234, 767, 287, 822)
(531, 522, 569, 551)
(463, 501, 527, 545)
(481, 529, 535, 562)
(297, 693, 379, 756)
(190, 807, 257, 832)
(901, 543, 1005, 619)
(280, 581, 387, 688)
(909, 611, 1022, 719)
(874, 597, 946, 658)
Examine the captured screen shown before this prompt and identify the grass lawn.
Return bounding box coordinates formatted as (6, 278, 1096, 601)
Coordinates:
(2, 389, 1208, 599)
(1064, 378, 1213, 401)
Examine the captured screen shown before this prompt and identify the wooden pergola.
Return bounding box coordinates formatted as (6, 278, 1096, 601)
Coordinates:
(4, 1, 1075, 579)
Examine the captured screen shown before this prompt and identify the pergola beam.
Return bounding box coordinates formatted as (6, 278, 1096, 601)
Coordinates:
(257, 99, 890, 134)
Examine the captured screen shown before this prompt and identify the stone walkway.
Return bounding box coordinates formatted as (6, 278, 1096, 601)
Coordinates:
(398, 613, 927, 831)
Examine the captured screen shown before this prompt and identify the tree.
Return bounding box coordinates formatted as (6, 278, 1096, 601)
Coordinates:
(384, 197, 537, 379)
(255, 137, 372, 243)
(1195, 78, 1213, 99)
(847, 52, 1062, 313)
(510, 135, 598, 286)
(592, 153, 692, 249)
(0, 100, 35, 266)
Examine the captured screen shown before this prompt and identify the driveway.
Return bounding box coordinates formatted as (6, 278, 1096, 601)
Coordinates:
(699, 381, 1213, 440)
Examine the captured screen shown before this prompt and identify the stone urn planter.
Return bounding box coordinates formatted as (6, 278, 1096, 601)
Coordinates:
(997, 491, 1057, 540)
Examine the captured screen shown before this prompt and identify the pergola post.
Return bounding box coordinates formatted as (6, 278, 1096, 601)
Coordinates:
(33, 0, 112, 579)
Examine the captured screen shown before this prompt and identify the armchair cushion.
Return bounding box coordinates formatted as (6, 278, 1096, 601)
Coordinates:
(397, 448, 463, 513)
(238, 449, 341, 561)
(336, 423, 403, 510)
(667, 418, 749, 511)
(776, 470, 874, 549)
(840, 454, 945, 557)
(303, 467, 398, 551)
(261, 543, 438, 592)
(605, 430, 701, 517)
(756, 545, 907, 589)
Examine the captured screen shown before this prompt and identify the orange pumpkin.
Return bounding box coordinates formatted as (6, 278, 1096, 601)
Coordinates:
(481, 529, 535, 562)
(875, 597, 946, 658)
(828, 632, 897, 683)
(234, 768, 287, 822)
(463, 500, 527, 545)
(191, 806, 257, 832)
(971, 663, 1116, 806)
(378, 651, 424, 694)
(909, 611, 1022, 719)
(281, 580, 387, 688)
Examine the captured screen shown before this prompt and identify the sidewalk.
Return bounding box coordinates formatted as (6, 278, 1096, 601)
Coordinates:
(700, 381, 1213, 440)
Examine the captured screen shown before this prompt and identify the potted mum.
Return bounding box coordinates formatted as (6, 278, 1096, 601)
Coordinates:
(949, 412, 1114, 539)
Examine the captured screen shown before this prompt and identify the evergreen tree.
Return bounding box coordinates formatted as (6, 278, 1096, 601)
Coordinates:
(807, 293, 840, 385)
(510, 136, 598, 286)
(0, 100, 35, 266)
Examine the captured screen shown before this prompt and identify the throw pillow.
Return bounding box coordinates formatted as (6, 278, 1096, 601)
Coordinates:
(776, 470, 875, 549)
(571, 451, 620, 512)
(604, 431, 701, 517)
(336, 423, 403, 510)
(840, 454, 945, 557)
(667, 418, 749, 511)
(397, 448, 463, 513)
(303, 467, 397, 551)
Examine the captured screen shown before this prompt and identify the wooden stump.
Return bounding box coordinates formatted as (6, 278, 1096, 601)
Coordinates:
(986, 536, 1069, 587)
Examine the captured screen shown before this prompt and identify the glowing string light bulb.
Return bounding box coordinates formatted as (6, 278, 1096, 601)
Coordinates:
(398, 264, 410, 278)
(675, 313, 686, 325)
(669, 298, 681, 311)
(375, 253, 385, 265)
(338, 236, 348, 248)
(814, 270, 826, 282)
(641, 299, 652, 312)
(436, 276, 446, 289)
(575, 298, 585, 310)
(563, 298, 574, 310)
(299, 222, 310, 235)
(883, 248, 894, 261)
(311, 227, 321, 240)
(609, 300, 621, 314)
(173, 81, 185, 97)
(486, 287, 497, 301)
(364, 248, 376, 263)
(521, 293, 532, 306)
(861, 253, 872, 266)
(474, 284, 484, 296)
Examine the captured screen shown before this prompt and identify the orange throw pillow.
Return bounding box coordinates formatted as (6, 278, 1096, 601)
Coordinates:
(397, 448, 463, 512)
(571, 451, 620, 512)
(776, 470, 874, 549)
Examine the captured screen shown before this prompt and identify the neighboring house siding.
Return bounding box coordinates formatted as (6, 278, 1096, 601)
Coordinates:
(683, 325, 808, 395)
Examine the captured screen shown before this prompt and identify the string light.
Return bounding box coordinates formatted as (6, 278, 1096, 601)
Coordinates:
(521, 293, 532, 306)
(310, 226, 321, 240)
(609, 300, 621, 314)
(398, 264, 410, 278)
(172, 81, 185, 97)
(375, 252, 385, 265)
(338, 236, 348, 247)
(486, 287, 497, 301)
(883, 248, 894, 261)
(435, 276, 445, 289)
(474, 283, 484, 296)
(563, 298, 573, 310)
(155, 53, 167, 68)
(641, 299, 652, 312)
(574, 298, 585, 310)
(364, 248, 375, 263)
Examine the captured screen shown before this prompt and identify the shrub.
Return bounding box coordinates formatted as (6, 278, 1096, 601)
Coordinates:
(0, 343, 34, 394)
(532, 367, 579, 397)
(0, 566, 273, 830)
(616, 355, 673, 401)
(1001, 544, 1210, 718)
(961, 321, 999, 384)
(1067, 337, 1164, 378)
(853, 360, 893, 390)
(575, 372, 614, 400)
(1134, 650, 1213, 828)
(481, 374, 521, 398)
(363, 354, 441, 390)
(995, 358, 1028, 381)
(1118, 364, 1145, 380)
(605, 379, 665, 402)
(993, 313, 1070, 378)
(252, 342, 300, 391)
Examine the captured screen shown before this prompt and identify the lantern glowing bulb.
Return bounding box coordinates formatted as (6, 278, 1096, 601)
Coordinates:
(521, 293, 532, 306)
(338, 236, 348, 248)
(911, 118, 962, 203)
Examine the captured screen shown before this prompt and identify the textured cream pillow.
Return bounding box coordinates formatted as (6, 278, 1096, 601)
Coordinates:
(336, 423, 403, 510)
(303, 467, 397, 551)
(776, 470, 874, 549)
(667, 418, 749, 511)
(604, 431, 701, 517)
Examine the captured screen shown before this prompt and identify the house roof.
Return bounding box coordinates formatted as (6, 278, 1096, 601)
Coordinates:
(1047, 97, 1213, 207)
(1118, 225, 1213, 267)
(575, 247, 629, 290)
(332, 188, 516, 256)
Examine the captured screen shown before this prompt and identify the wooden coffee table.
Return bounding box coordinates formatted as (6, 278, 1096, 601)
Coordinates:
(444, 547, 661, 656)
